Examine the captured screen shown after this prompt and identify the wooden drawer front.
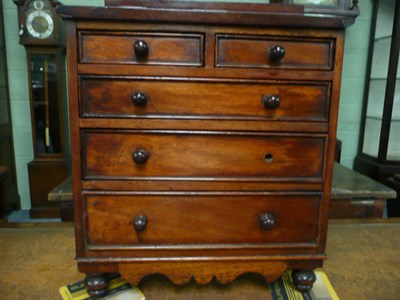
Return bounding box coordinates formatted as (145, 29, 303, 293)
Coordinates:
(83, 131, 325, 180)
(79, 32, 203, 66)
(216, 35, 333, 70)
(85, 193, 319, 246)
(80, 78, 330, 121)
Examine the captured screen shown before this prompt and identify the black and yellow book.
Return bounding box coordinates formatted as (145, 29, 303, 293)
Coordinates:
(59, 274, 145, 300)
(269, 271, 339, 300)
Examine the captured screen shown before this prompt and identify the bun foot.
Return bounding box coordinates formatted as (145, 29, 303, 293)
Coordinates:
(291, 269, 316, 293)
(84, 273, 109, 298)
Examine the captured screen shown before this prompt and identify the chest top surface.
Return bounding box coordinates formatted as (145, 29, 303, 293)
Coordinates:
(57, 0, 359, 28)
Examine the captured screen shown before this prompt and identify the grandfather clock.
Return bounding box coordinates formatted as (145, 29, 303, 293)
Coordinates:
(14, 0, 68, 218)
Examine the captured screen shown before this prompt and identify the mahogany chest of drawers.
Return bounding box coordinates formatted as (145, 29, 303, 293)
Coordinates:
(58, 1, 358, 296)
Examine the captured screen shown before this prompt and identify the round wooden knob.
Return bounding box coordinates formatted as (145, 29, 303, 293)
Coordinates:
(132, 92, 148, 106)
(292, 270, 317, 293)
(258, 212, 275, 231)
(262, 95, 280, 109)
(133, 215, 148, 232)
(134, 40, 149, 59)
(269, 45, 285, 61)
(132, 148, 150, 164)
(84, 273, 109, 298)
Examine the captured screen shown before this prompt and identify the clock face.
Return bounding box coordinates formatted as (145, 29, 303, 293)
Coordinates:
(26, 10, 54, 39)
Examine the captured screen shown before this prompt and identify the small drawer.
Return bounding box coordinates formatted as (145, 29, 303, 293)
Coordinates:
(79, 31, 204, 66)
(216, 34, 334, 70)
(85, 193, 320, 246)
(82, 131, 325, 181)
(80, 78, 330, 122)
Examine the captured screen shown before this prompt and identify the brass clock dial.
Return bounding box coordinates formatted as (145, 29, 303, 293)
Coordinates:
(26, 9, 54, 39)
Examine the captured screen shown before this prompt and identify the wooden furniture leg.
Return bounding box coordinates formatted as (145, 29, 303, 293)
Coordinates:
(84, 273, 109, 298)
(291, 269, 316, 293)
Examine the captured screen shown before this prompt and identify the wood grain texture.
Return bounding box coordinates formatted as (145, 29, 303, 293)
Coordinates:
(85, 193, 320, 246)
(78, 118, 329, 133)
(48, 176, 73, 202)
(64, 20, 86, 257)
(119, 260, 288, 285)
(328, 199, 385, 218)
(216, 35, 333, 70)
(80, 78, 330, 121)
(316, 31, 345, 254)
(57, 4, 359, 29)
(77, 64, 335, 81)
(27, 160, 69, 219)
(79, 32, 203, 66)
(82, 131, 325, 180)
(81, 180, 324, 192)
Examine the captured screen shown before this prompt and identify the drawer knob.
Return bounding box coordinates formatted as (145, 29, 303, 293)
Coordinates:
(262, 95, 281, 109)
(258, 212, 275, 231)
(132, 148, 150, 164)
(269, 45, 285, 61)
(133, 215, 148, 232)
(134, 40, 149, 59)
(132, 92, 148, 106)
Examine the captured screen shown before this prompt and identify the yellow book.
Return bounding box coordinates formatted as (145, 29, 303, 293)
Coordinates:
(270, 271, 339, 300)
(59, 274, 145, 300)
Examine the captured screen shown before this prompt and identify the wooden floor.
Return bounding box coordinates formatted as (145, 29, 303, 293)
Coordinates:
(0, 219, 399, 300)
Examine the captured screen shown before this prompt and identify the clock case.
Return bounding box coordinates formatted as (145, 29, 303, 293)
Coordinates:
(13, 0, 69, 218)
(14, 0, 62, 46)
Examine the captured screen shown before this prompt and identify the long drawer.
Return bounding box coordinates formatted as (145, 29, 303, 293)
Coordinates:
(80, 78, 330, 121)
(82, 131, 325, 180)
(216, 34, 334, 70)
(85, 193, 320, 246)
(79, 32, 204, 66)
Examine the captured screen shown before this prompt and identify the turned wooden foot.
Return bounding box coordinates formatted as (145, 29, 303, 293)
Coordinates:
(291, 269, 316, 293)
(84, 273, 109, 298)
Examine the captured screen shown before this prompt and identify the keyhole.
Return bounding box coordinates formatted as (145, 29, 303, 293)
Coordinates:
(264, 153, 273, 163)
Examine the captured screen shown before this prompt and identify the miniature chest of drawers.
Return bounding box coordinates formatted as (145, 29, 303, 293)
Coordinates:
(58, 1, 358, 296)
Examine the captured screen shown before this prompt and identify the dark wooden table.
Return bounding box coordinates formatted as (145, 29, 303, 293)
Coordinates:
(330, 163, 397, 218)
(48, 176, 73, 221)
(49, 163, 397, 220)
